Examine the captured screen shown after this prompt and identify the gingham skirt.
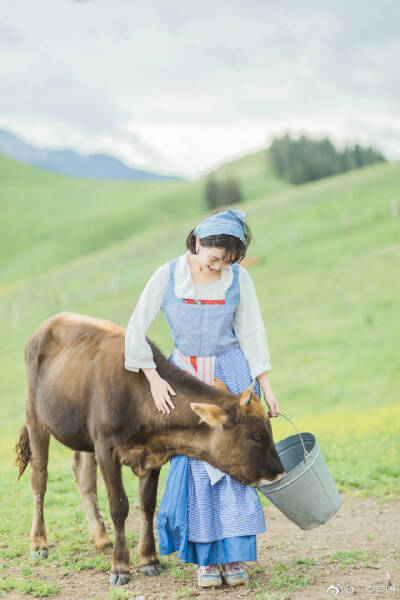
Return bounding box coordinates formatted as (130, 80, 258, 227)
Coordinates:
(156, 343, 266, 565)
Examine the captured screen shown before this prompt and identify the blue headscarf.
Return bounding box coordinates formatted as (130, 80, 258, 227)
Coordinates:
(193, 209, 246, 243)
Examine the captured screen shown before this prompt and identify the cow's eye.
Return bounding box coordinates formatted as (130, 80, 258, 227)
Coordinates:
(251, 434, 263, 444)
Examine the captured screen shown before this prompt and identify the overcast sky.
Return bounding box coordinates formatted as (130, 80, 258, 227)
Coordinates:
(1, 0, 399, 178)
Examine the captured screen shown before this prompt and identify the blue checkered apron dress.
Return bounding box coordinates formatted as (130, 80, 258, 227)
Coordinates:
(156, 256, 266, 566)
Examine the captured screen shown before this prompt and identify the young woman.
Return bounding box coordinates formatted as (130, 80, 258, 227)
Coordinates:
(124, 208, 280, 588)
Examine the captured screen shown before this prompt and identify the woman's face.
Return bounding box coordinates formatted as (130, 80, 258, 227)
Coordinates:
(195, 236, 230, 272)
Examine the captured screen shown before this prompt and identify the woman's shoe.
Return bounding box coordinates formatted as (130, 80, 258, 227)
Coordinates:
(196, 564, 223, 588)
(220, 561, 249, 586)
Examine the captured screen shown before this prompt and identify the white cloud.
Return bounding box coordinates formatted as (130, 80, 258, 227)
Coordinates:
(0, 0, 399, 176)
(0, 60, 126, 133)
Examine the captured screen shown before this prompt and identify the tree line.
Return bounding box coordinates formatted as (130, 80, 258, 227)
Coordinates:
(203, 133, 387, 208)
(204, 175, 241, 210)
(268, 133, 386, 185)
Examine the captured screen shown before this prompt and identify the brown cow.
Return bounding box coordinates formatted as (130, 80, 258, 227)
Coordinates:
(14, 311, 284, 586)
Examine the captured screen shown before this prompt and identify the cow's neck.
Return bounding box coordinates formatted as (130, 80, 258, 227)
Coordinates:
(157, 428, 215, 460)
(142, 381, 233, 430)
(119, 427, 226, 476)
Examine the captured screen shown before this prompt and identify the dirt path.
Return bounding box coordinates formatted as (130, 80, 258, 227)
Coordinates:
(5, 493, 400, 600)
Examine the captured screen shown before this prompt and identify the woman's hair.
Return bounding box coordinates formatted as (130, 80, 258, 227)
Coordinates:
(186, 208, 252, 264)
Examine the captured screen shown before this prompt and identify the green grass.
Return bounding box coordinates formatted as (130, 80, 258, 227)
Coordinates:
(245, 559, 315, 596)
(174, 585, 192, 598)
(292, 557, 317, 568)
(327, 550, 381, 568)
(0, 457, 170, 596)
(0, 578, 59, 597)
(0, 151, 399, 596)
(0, 153, 203, 289)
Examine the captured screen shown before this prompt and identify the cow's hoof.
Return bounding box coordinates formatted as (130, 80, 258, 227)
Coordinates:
(141, 563, 162, 576)
(96, 540, 113, 553)
(109, 570, 130, 586)
(94, 534, 113, 552)
(30, 546, 48, 560)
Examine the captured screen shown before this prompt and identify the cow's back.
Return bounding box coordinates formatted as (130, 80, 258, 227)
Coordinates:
(25, 312, 126, 451)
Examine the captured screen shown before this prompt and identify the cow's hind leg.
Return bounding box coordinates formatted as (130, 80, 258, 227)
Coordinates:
(138, 468, 162, 576)
(72, 451, 112, 551)
(96, 446, 130, 586)
(27, 416, 50, 560)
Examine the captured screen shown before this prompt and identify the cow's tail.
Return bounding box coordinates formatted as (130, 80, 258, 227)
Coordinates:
(13, 425, 31, 480)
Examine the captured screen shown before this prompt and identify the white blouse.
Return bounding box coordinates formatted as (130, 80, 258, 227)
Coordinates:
(124, 250, 272, 380)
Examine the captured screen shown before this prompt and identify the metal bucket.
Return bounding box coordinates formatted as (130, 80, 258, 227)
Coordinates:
(257, 413, 342, 530)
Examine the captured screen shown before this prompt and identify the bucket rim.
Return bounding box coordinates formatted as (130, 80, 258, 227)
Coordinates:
(258, 434, 320, 493)
(275, 431, 317, 452)
(275, 431, 317, 466)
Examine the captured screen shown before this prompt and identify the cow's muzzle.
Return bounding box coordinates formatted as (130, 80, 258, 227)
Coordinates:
(251, 472, 286, 487)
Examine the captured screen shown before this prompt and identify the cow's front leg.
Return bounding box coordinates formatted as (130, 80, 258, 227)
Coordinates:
(96, 446, 130, 586)
(138, 468, 162, 576)
(72, 451, 112, 551)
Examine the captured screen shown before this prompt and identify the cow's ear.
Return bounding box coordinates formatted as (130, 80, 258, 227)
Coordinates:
(213, 377, 230, 393)
(239, 379, 257, 407)
(190, 403, 228, 429)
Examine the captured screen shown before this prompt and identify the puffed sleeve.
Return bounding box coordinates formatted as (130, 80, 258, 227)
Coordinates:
(233, 265, 272, 379)
(124, 262, 170, 372)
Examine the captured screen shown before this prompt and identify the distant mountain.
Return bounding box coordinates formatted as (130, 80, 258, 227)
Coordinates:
(0, 129, 182, 181)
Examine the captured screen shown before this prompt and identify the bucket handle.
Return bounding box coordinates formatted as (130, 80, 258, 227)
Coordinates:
(276, 412, 312, 462)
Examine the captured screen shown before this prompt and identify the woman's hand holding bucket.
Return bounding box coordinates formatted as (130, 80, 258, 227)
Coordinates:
(257, 372, 280, 417)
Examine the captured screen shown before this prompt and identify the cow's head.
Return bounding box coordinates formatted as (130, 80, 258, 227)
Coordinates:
(190, 379, 285, 486)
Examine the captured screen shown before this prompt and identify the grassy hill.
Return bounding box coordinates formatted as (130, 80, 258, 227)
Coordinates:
(0, 150, 399, 595)
(1, 148, 399, 480)
(0, 153, 200, 289)
(0, 149, 287, 288)
(206, 147, 291, 202)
